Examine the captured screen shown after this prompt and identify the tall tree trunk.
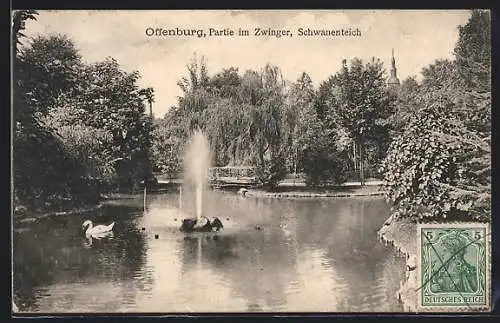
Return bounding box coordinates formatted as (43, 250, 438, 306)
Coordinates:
(353, 142, 357, 172)
(359, 137, 365, 186)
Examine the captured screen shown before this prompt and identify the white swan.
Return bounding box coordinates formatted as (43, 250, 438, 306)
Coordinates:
(82, 220, 115, 237)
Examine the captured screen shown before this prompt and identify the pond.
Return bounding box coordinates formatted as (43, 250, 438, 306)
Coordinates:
(13, 188, 406, 313)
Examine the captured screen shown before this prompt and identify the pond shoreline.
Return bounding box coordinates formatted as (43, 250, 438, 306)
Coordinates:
(377, 214, 418, 312)
(244, 185, 385, 198)
(13, 203, 104, 226)
(12, 193, 133, 226)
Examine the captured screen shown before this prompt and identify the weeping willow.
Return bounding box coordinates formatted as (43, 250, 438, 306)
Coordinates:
(154, 58, 290, 187)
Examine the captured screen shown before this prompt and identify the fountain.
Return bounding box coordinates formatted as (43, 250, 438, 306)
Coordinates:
(180, 130, 223, 233)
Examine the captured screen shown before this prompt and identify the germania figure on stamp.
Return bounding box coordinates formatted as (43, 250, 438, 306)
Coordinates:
(418, 223, 490, 311)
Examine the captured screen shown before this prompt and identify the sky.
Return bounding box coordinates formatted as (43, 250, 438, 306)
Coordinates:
(22, 10, 471, 118)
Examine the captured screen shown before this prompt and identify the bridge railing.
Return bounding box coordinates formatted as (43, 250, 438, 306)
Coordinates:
(208, 166, 260, 186)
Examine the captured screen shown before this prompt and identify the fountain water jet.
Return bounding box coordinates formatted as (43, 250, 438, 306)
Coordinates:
(184, 130, 210, 220)
(180, 130, 223, 233)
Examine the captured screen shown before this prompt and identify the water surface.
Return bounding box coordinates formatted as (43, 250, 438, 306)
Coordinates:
(13, 189, 405, 312)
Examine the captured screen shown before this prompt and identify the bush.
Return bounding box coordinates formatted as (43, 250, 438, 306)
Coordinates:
(381, 102, 490, 222)
(302, 130, 349, 187)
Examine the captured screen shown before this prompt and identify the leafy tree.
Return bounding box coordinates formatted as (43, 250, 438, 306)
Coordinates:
(381, 93, 490, 222)
(12, 10, 87, 210)
(14, 19, 155, 208)
(297, 103, 349, 186)
(313, 76, 335, 123)
(177, 54, 210, 97)
(245, 64, 288, 188)
(284, 72, 315, 173)
(151, 115, 184, 176)
(381, 10, 491, 222)
(454, 9, 491, 92)
(56, 57, 155, 188)
(12, 10, 38, 57)
(209, 67, 241, 99)
(421, 59, 461, 91)
(43, 107, 117, 187)
(204, 97, 251, 166)
(20, 34, 82, 116)
(12, 10, 39, 126)
(387, 76, 420, 134)
(328, 58, 391, 184)
(152, 60, 291, 188)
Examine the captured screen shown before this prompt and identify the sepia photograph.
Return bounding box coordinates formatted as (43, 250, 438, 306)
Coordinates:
(11, 9, 492, 314)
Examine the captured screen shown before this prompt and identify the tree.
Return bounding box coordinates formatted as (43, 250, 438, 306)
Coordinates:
(42, 105, 118, 188)
(297, 100, 349, 186)
(381, 10, 491, 222)
(209, 67, 241, 99)
(55, 57, 154, 189)
(152, 60, 291, 188)
(12, 11, 88, 209)
(177, 54, 210, 97)
(284, 72, 315, 174)
(140, 87, 155, 118)
(151, 56, 214, 177)
(381, 92, 490, 222)
(12, 10, 38, 60)
(151, 116, 183, 176)
(421, 59, 461, 91)
(328, 58, 390, 184)
(313, 76, 335, 123)
(13, 12, 156, 210)
(246, 64, 288, 188)
(20, 34, 82, 116)
(454, 9, 491, 92)
(12, 10, 39, 126)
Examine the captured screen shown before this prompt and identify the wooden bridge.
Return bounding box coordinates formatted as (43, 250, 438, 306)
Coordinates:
(152, 166, 261, 188)
(209, 166, 261, 188)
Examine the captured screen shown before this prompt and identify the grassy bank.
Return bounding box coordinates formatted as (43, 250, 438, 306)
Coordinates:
(12, 192, 136, 226)
(12, 188, 150, 226)
(13, 203, 104, 228)
(244, 184, 384, 198)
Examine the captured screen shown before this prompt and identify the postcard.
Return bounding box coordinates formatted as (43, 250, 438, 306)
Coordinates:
(12, 9, 492, 314)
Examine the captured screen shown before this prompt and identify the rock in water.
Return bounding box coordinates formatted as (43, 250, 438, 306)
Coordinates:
(180, 218, 197, 233)
(407, 255, 417, 271)
(180, 216, 224, 232)
(210, 217, 224, 232)
(194, 216, 212, 232)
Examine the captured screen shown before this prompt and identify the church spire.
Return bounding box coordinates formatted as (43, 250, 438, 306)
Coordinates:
(391, 49, 395, 69)
(388, 48, 400, 88)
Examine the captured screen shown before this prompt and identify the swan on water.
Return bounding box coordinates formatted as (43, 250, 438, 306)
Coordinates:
(82, 220, 115, 237)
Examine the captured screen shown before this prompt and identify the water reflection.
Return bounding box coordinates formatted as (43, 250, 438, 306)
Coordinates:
(13, 202, 151, 312)
(13, 190, 405, 313)
(83, 231, 115, 248)
(177, 230, 299, 311)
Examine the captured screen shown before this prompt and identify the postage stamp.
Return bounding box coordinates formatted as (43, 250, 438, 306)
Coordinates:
(417, 223, 491, 312)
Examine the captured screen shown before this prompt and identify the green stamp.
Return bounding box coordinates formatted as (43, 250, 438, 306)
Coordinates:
(417, 223, 491, 312)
